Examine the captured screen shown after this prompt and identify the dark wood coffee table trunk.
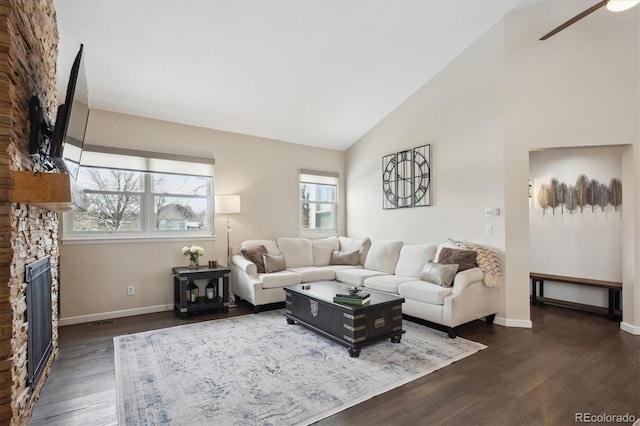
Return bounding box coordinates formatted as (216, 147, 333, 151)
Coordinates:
(284, 281, 405, 357)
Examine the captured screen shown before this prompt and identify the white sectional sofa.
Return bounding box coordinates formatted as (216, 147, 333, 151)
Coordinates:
(231, 236, 498, 337)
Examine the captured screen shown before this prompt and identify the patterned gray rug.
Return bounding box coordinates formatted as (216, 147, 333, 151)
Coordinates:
(114, 310, 486, 425)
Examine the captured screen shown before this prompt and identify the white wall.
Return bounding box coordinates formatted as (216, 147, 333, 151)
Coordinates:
(504, 1, 639, 331)
(345, 21, 506, 247)
(346, 21, 509, 320)
(529, 147, 625, 307)
(60, 109, 345, 323)
(346, 0, 640, 330)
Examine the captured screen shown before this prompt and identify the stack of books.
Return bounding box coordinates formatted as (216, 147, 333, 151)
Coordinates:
(333, 290, 371, 305)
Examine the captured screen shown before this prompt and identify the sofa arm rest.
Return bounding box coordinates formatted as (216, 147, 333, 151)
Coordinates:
(231, 254, 257, 276)
(452, 267, 484, 294)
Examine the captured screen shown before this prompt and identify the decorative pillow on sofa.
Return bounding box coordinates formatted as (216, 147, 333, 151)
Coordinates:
(420, 260, 459, 287)
(263, 253, 286, 273)
(437, 247, 477, 272)
(329, 250, 359, 266)
(312, 236, 339, 266)
(338, 236, 371, 265)
(240, 245, 268, 273)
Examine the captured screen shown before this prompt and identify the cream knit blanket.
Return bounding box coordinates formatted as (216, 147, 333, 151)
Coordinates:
(447, 238, 503, 288)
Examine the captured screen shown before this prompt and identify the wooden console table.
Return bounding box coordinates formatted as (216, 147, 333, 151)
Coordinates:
(530, 272, 621, 320)
(173, 265, 230, 318)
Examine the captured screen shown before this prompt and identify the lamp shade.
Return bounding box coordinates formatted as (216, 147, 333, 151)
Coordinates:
(215, 195, 241, 214)
(606, 0, 640, 12)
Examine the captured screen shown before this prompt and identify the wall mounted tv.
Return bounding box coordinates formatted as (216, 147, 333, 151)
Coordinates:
(29, 44, 89, 179)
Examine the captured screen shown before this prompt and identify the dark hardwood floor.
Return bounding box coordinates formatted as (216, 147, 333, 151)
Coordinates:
(30, 303, 639, 426)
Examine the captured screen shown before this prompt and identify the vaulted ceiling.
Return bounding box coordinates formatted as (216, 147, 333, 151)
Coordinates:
(54, 0, 538, 151)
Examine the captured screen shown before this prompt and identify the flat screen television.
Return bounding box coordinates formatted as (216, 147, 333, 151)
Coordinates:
(29, 44, 89, 179)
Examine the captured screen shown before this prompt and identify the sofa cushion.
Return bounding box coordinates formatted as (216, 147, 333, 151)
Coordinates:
(286, 266, 336, 282)
(420, 260, 458, 287)
(398, 280, 453, 305)
(363, 275, 417, 295)
(321, 264, 363, 272)
(395, 244, 438, 277)
(277, 238, 313, 268)
(312, 236, 339, 266)
(339, 236, 371, 265)
(241, 239, 280, 254)
(263, 253, 286, 273)
(364, 240, 403, 274)
(437, 247, 477, 272)
(335, 268, 388, 286)
(240, 245, 268, 274)
(330, 250, 359, 266)
(259, 270, 302, 289)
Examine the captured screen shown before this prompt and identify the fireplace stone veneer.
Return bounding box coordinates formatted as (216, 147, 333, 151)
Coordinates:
(0, 0, 61, 424)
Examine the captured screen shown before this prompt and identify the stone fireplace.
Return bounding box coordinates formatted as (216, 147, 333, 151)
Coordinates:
(0, 0, 60, 424)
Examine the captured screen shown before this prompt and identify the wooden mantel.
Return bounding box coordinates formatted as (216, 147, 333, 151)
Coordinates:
(9, 170, 87, 211)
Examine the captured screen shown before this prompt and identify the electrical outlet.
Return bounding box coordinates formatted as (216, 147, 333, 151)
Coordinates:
(484, 225, 493, 235)
(493, 208, 500, 217)
(484, 208, 492, 217)
(127, 285, 135, 296)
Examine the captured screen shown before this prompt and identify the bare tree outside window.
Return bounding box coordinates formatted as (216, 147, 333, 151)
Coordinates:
(74, 168, 142, 231)
(153, 173, 208, 230)
(299, 181, 337, 233)
(301, 184, 310, 229)
(67, 158, 213, 237)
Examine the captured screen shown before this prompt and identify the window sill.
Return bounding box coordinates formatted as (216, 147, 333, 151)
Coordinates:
(62, 234, 217, 245)
(299, 232, 340, 240)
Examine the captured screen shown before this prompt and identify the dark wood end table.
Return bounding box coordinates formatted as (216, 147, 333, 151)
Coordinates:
(172, 265, 230, 318)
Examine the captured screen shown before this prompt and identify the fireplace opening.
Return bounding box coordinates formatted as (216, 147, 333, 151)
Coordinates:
(25, 256, 53, 392)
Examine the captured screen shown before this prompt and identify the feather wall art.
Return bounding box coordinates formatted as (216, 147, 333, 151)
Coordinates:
(609, 178, 622, 212)
(565, 185, 578, 213)
(575, 174, 588, 213)
(534, 174, 622, 215)
(536, 182, 549, 214)
(547, 178, 561, 215)
(558, 182, 567, 214)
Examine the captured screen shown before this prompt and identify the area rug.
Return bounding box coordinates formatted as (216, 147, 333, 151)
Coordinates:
(114, 310, 486, 425)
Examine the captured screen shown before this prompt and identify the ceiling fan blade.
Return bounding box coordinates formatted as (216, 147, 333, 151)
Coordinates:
(540, 0, 607, 40)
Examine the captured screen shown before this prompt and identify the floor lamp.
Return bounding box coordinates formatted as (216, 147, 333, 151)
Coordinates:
(215, 195, 241, 305)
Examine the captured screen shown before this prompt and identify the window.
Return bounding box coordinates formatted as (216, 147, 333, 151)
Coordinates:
(299, 169, 339, 236)
(65, 147, 214, 239)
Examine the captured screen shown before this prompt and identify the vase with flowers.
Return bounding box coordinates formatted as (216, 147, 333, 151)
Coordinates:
(183, 245, 205, 267)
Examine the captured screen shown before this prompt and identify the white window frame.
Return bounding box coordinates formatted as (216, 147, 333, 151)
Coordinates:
(63, 146, 215, 241)
(299, 169, 339, 238)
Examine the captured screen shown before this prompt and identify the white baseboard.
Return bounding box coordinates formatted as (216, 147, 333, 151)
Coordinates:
(59, 304, 171, 326)
(494, 316, 533, 328)
(620, 322, 640, 335)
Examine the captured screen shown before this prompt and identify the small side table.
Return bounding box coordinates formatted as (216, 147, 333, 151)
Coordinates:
(172, 265, 230, 319)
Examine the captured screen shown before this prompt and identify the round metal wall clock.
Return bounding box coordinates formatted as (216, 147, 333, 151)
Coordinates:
(382, 144, 430, 209)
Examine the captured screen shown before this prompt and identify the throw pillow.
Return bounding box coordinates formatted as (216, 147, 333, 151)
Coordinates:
(446, 238, 503, 288)
(329, 250, 359, 266)
(420, 260, 459, 287)
(240, 245, 268, 274)
(263, 253, 286, 273)
(312, 236, 339, 266)
(338, 236, 371, 265)
(437, 247, 477, 272)
(312, 246, 333, 267)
